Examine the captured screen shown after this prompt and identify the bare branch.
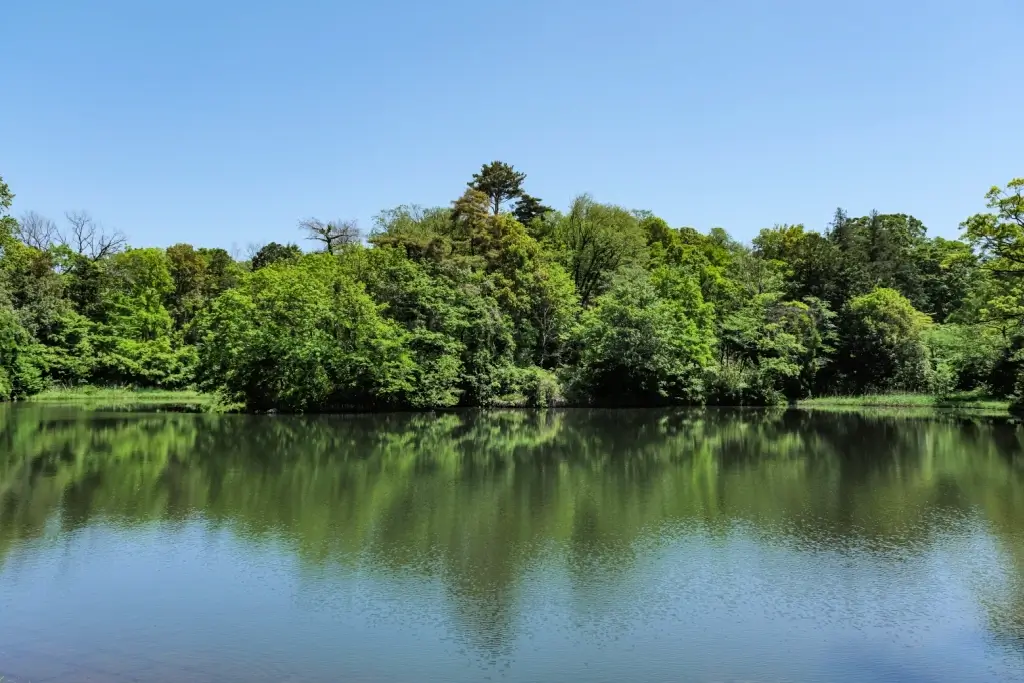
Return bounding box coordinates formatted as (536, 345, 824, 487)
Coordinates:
(93, 229, 128, 259)
(299, 217, 360, 253)
(245, 242, 265, 261)
(299, 217, 328, 245)
(16, 211, 59, 250)
(332, 219, 361, 247)
(58, 210, 126, 260)
(62, 210, 95, 256)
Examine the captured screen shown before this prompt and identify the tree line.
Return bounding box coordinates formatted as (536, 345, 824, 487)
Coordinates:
(1, 163, 1022, 411)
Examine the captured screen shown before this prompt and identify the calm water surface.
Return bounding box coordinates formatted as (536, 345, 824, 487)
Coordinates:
(1, 405, 1023, 682)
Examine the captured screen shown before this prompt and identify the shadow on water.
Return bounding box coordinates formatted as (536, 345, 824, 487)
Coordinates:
(1, 404, 1023, 680)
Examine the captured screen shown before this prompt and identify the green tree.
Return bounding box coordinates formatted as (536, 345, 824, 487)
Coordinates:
(449, 189, 494, 258)
(365, 206, 543, 405)
(445, 191, 578, 369)
(251, 242, 302, 271)
(569, 268, 715, 405)
(639, 215, 673, 249)
(959, 178, 1024, 405)
(855, 212, 927, 303)
(522, 261, 578, 368)
(827, 207, 855, 252)
(166, 243, 208, 330)
(467, 161, 551, 225)
(725, 246, 786, 305)
(834, 288, 932, 394)
(0, 174, 17, 240)
(34, 307, 95, 385)
(715, 293, 835, 403)
(369, 205, 453, 263)
(913, 237, 977, 322)
(92, 248, 188, 387)
(469, 161, 527, 215)
(0, 236, 96, 385)
(0, 176, 50, 397)
(556, 195, 647, 306)
(164, 245, 244, 334)
(198, 247, 242, 295)
(512, 193, 551, 227)
(924, 324, 1005, 394)
(961, 178, 1024, 325)
(342, 245, 465, 408)
(0, 303, 44, 400)
(195, 254, 416, 412)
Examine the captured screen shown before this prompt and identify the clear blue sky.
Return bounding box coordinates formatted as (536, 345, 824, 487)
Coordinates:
(4, 0, 1023, 251)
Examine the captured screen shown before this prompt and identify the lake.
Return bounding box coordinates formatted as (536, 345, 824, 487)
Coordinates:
(1, 404, 1023, 682)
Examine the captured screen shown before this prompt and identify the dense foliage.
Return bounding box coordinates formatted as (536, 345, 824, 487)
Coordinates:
(2, 164, 1023, 410)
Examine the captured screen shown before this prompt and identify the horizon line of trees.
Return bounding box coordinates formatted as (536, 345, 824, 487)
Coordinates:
(2, 162, 1023, 412)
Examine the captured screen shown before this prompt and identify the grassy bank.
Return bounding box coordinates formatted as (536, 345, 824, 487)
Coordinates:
(28, 386, 212, 405)
(20, 387, 1015, 415)
(797, 392, 1010, 412)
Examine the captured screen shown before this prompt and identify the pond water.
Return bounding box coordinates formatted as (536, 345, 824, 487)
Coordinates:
(1, 405, 1023, 682)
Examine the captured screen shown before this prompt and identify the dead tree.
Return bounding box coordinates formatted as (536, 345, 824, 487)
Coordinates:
(60, 210, 127, 260)
(16, 210, 59, 250)
(299, 217, 360, 253)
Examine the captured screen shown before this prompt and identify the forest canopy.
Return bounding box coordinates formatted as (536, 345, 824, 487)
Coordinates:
(2, 163, 1023, 411)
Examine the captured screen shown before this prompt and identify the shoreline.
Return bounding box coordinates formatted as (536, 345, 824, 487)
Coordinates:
(26, 387, 212, 405)
(796, 393, 1010, 412)
(16, 387, 1016, 417)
